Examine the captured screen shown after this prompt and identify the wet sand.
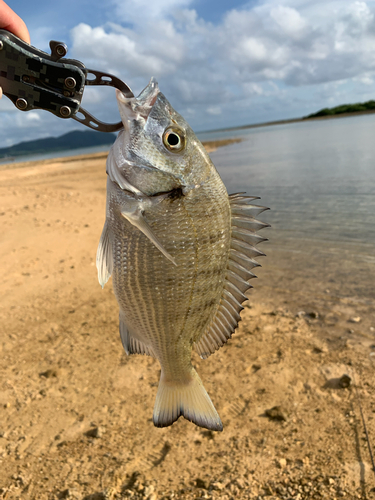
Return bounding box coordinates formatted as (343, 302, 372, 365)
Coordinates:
(0, 144, 374, 500)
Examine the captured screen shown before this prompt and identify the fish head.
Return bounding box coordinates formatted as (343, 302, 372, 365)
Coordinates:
(109, 78, 214, 196)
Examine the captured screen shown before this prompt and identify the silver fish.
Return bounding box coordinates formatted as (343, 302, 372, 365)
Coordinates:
(97, 78, 268, 431)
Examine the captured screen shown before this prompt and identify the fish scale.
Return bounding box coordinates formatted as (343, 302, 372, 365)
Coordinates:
(96, 78, 268, 430)
(111, 182, 230, 368)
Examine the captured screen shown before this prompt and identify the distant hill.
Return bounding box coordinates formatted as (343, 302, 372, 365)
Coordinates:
(305, 100, 375, 118)
(0, 130, 117, 158)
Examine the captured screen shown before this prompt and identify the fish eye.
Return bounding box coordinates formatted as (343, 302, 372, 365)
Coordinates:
(163, 127, 185, 153)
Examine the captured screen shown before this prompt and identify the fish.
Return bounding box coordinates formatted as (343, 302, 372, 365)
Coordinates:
(96, 78, 268, 431)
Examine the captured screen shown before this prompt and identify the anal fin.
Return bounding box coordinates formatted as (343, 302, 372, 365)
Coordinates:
(119, 314, 155, 357)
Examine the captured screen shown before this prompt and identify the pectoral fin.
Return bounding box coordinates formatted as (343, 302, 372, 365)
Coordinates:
(121, 207, 177, 266)
(96, 220, 113, 288)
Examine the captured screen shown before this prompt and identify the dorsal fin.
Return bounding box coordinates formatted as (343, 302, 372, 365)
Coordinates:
(194, 194, 269, 359)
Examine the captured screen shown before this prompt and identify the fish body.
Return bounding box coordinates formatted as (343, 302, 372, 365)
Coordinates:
(97, 79, 268, 431)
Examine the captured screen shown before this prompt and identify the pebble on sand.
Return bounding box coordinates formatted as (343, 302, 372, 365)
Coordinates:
(211, 481, 224, 491)
(60, 488, 81, 499)
(39, 369, 58, 378)
(195, 478, 209, 490)
(338, 374, 351, 388)
(85, 426, 106, 438)
(265, 406, 287, 421)
(348, 316, 361, 323)
(306, 311, 319, 319)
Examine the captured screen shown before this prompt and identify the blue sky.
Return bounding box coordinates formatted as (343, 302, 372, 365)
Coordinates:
(2, 0, 375, 146)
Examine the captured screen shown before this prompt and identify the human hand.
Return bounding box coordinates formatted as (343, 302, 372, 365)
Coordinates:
(0, 0, 30, 99)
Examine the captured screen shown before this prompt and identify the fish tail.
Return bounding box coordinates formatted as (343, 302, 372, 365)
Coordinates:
(153, 368, 223, 431)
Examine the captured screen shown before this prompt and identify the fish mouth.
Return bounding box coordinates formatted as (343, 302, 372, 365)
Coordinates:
(116, 77, 160, 126)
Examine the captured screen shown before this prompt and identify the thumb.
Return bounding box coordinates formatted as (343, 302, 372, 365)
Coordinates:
(0, 0, 30, 44)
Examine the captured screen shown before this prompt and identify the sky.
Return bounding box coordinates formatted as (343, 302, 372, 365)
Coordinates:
(1, 0, 375, 146)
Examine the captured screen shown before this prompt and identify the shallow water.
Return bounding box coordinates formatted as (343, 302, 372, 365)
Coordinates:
(210, 114, 375, 311)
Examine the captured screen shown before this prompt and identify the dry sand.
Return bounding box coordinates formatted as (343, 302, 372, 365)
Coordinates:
(0, 144, 374, 500)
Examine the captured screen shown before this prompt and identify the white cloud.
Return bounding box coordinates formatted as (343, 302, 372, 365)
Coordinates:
(4, 0, 375, 145)
(270, 5, 308, 38)
(242, 82, 266, 96)
(241, 38, 268, 62)
(354, 74, 375, 85)
(0, 110, 76, 147)
(24, 112, 42, 122)
(71, 0, 375, 93)
(206, 106, 222, 115)
(71, 21, 185, 78)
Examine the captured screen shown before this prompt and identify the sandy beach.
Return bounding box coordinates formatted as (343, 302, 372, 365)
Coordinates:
(0, 143, 374, 500)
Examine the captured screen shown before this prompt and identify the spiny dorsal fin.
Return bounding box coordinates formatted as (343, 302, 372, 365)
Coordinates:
(194, 193, 269, 359)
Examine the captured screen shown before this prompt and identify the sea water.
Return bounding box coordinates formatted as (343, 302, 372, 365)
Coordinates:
(209, 114, 375, 310)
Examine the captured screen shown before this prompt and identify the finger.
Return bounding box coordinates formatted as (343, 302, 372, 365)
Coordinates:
(0, 0, 30, 43)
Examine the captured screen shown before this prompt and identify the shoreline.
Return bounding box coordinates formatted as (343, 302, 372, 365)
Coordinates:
(200, 108, 375, 134)
(0, 137, 242, 170)
(2, 108, 375, 166)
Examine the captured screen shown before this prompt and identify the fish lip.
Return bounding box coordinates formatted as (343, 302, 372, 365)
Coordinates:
(116, 77, 160, 125)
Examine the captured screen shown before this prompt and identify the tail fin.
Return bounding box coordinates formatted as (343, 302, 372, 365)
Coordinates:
(153, 368, 223, 431)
